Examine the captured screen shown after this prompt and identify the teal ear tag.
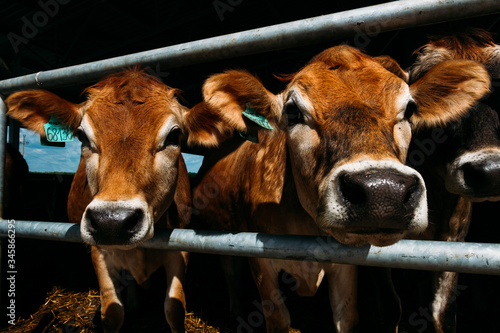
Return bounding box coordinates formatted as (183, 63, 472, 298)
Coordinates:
(43, 115, 74, 143)
(242, 104, 273, 130)
(40, 137, 65, 147)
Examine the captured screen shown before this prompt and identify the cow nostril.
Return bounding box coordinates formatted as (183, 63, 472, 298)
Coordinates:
(90, 217, 98, 232)
(340, 174, 366, 205)
(403, 183, 419, 206)
(404, 187, 412, 205)
(85, 209, 99, 232)
(123, 209, 143, 232)
(462, 162, 488, 189)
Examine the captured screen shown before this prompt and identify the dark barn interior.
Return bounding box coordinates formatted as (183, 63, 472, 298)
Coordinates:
(1, 1, 500, 332)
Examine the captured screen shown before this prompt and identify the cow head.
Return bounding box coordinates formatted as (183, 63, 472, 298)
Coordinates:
(6, 69, 229, 248)
(409, 29, 500, 201)
(201, 45, 489, 246)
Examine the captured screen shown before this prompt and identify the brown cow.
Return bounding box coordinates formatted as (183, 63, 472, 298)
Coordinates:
(191, 45, 490, 332)
(5, 69, 234, 333)
(392, 28, 500, 333)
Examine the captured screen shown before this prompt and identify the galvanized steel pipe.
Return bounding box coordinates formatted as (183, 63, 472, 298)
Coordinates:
(2, 220, 500, 275)
(0, 0, 500, 93)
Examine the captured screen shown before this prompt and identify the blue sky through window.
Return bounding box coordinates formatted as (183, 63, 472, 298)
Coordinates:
(18, 128, 203, 174)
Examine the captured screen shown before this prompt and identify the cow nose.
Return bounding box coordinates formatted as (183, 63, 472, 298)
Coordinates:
(461, 160, 500, 196)
(85, 207, 144, 245)
(339, 170, 423, 229)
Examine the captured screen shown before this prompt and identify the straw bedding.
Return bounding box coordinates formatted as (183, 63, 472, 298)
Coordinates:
(3, 286, 222, 333)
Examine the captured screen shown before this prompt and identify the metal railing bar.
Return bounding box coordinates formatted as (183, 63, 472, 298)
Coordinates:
(1, 220, 500, 275)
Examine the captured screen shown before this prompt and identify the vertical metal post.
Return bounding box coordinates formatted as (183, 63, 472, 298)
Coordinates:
(7, 119, 20, 151)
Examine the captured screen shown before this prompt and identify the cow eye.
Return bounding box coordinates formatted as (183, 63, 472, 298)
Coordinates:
(284, 100, 304, 126)
(161, 128, 183, 150)
(405, 100, 418, 120)
(75, 129, 90, 148)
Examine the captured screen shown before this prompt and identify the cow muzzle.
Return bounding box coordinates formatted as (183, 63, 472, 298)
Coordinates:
(445, 149, 500, 202)
(317, 159, 428, 246)
(80, 198, 153, 247)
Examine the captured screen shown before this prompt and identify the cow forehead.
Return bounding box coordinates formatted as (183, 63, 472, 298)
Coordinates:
(286, 48, 408, 123)
(84, 97, 172, 138)
(308, 44, 377, 69)
(84, 69, 176, 102)
(81, 72, 181, 142)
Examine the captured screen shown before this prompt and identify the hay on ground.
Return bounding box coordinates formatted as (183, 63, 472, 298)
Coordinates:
(3, 286, 100, 333)
(1, 286, 226, 333)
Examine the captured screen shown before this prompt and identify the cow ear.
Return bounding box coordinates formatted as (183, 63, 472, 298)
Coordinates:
(410, 60, 491, 129)
(375, 55, 409, 82)
(181, 101, 233, 147)
(6, 90, 81, 137)
(182, 70, 280, 147)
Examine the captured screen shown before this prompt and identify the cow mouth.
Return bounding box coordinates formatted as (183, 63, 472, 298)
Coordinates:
(458, 193, 500, 203)
(83, 227, 154, 249)
(343, 227, 405, 235)
(327, 227, 406, 247)
(91, 230, 153, 248)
